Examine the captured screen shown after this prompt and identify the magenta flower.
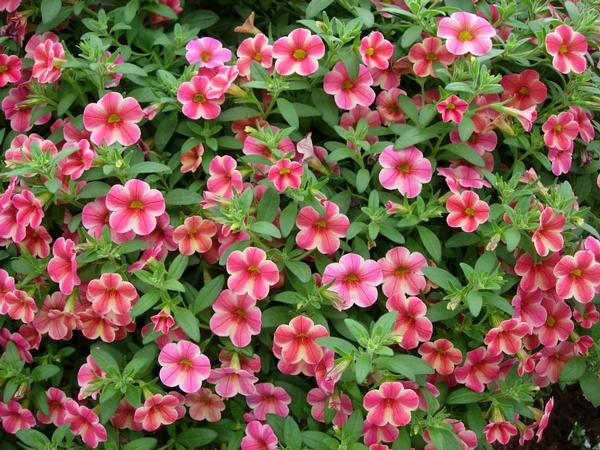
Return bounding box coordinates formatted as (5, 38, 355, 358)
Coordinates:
(207, 155, 244, 197)
(323, 62, 375, 110)
(569, 106, 594, 142)
(241, 421, 278, 450)
(484, 318, 529, 355)
(177, 75, 224, 120)
(158, 340, 211, 393)
(47, 237, 80, 295)
(512, 288, 547, 332)
(386, 294, 432, 349)
(545, 24, 587, 74)
(307, 388, 353, 427)
(542, 111, 579, 151)
(185, 37, 232, 67)
(359, 31, 394, 70)
(500, 69, 547, 110)
(2, 85, 51, 132)
(446, 190, 490, 233)
(295, 200, 350, 255)
(58, 139, 95, 180)
(574, 303, 600, 329)
(0, 400, 35, 434)
(378, 146, 432, 198)
(226, 247, 279, 300)
(484, 421, 518, 445)
(12, 190, 43, 229)
(322, 253, 383, 309)
(210, 289, 261, 348)
(207, 366, 258, 398)
(83, 92, 143, 146)
(86, 272, 138, 316)
(237, 34, 273, 77)
(437, 95, 468, 123)
(437, 12, 496, 56)
(272, 28, 325, 76)
(246, 383, 291, 420)
(532, 207, 565, 257)
(418, 339, 462, 375)
(133, 394, 180, 431)
(378, 246, 427, 297)
(64, 402, 107, 448)
(32, 39, 65, 83)
(36, 388, 69, 426)
(408, 37, 455, 78)
(267, 159, 303, 192)
(273, 315, 328, 365)
(534, 297, 574, 347)
(554, 250, 600, 303)
(454, 347, 502, 392)
(363, 382, 419, 427)
(105, 179, 166, 236)
(4, 290, 36, 323)
(185, 388, 225, 422)
(514, 252, 559, 293)
(0, 53, 21, 87)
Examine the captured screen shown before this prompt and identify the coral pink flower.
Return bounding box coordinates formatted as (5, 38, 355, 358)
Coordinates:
(484, 319, 529, 355)
(134, 394, 179, 431)
(83, 92, 143, 146)
(207, 155, 244, 197)
(180, 143, 204, 173)
(82, 197, 134, 243)
(295, 200, 350, 255)
(549, 146, 573, 176)
(210, 289, 261, 348)
(360, 31, 394, 69)
(574, 303, 599, 328)
(554, 250, 600, 303)
(158, 340, 211, 393)
(450, 129, 497, 154)
(542, 111, 579, 151)
(484, 421, 518, 445)
(273, 315, 328, 365)
(177, 75, 224, 120)
(378, 246, 427, 297)
(363, 382, 419, 427)
(12, 190, 43, 229)
(0, 0, 20, 13)
(226, 247, 279, 300)
(110, 400, 141, 431)
(33, 292, 77, 340)
(386, 295, 432, 349)
(185, 37, 232, 67)
(569, 106, 594, 142)
(47, 238, 80, 295)
(32, 39, 65, 83)
(437, 12, 496, 56)
(545, 24, 587, 74)
(241, 421, 278, 450)
(173, 216, 217, 255)
(437, 95, 468, 123)
(272, 28, 324, 76)
(512, 288, 547, 332)
(454, 347, 502, 392)
(376, 87, 407, 125)
(500, 70, 547, 110)
(532, 207, 565, 257)
(535, 341, 576, 383)
(534, 297, 574, 348)
(36, 388, 69, 426)
(322, 253, 383, 309)
(307, 388, 353, 427)
(4, 290, 36, 323)
(237, 34, 273, 77)
(58, 139, 95, 180)
(0, 53, 21, 87)
(362, 422, 399, 446)
(378, 146, 432, 198)
(0, 400, 35, 434)
(514, 253, 559, 293)
(446, 190, 489, 233)
(207, 366, 258, 398)
(246, 383, 291, 420)
(536, 398, 554, 442)
(408, 37, 455, 78)
(418, 339, 462, 375)
(65, 402, 107, 448)
(323, 62, 375, 110)
(267, 159, 303, 192)
(185, 388, 225, 422)
(2, 85, 51, 132)
(77, 355, 106, 400)
(78, 310, 120, 343)
(86, 273, 138, 316)
(151, 309, 175, 335)
(105, 179, 166, 236)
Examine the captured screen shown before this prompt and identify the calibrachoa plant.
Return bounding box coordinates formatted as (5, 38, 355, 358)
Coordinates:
(0, 0, 599, 449)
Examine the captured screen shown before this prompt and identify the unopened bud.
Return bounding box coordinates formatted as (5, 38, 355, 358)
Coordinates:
(486, 233, 501, 252)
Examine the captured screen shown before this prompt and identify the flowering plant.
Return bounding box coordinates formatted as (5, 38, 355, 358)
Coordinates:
(0, 0, 599, 448)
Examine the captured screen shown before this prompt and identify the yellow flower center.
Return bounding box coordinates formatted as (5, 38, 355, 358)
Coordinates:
(254, 52, 262, 62)
(426, 53, 437, 61)
(180, 358, 193, 368)
(546, 316, 555, 327)
(187, 228, 198, 236)
(559, 44, 569, 54)
(314, 219, 326, 228)
(342, 80, 353, 90)
(395, 267, 409, 275)
(445, 102, 456, 110)
(0, 65, 7, 73)
(553, 124, 562, 132)
(235, 309, 247, 319)
(248, 265, 260, 273)
(464, 207, 474, 216)
(107, 113, 121, 124)
(345, 273, 359, 282)
(130, 200, 144, 209)
(193, 93, 206, 103)
(458, 31, 473, 41)
(293, 49, 307, 60)
(519, 86, 529, 95)
(279, 167, 290, 175)
(397, 163, 410, 173)
(570, 268, 582, 277)
(365, 47, 375, 56)
(201, 52, 211, 62)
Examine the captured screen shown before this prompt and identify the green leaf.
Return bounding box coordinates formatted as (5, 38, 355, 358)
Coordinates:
(41, 0, 61, 23)
(284, 416, 302, 448)
(344, 319, 370, 343)
(580, 372, 600, 407)
(192, 275, 225, 314)
(78, 181, 111, 199)
(442, 143, 485, 166)
(44, 178, 61, 194)
(31, 364, 60, 381)
(356, 168, 370, 193)
(177, 428, 218, 447)
(132, 291, 161, 317)
(250, 221, 281, 239)
(401, 25, 422, 48)
(115, 63, 148, 77)
(391, 122, 454, 149)
(128, 162, 171, 175)
(167, 255, 188, 280)
(316, 336, 357, 355)
(559, 356, 586, 382)
(57, 92, 77, 116)
(355, 352, 371, 383)
(173, 307, 201, 342)
(302, 431, 331, 450)
(123, 0, 140, 23)
(376, 355, 433, 380)
(285, 260, 312, 283)
(416, 225, 442, 262)
(155, 112, 177, 151)
(355, 7, 374, 27)
(218, 106, 262, 121)
(504, 228, 521, 252)
(123, 438, 158, 450)
(164, 189, 202, 206)
(90, 346, 120, 376)
(279, 202, 298, 237)
(277, 98, 299, 129)
(99, 384, 121, 423)
(16, 429, 50, 447)
(124, 345, 158, 377)
(306, 0, 334, 17)
(466, 290, 483, 317)
(257, 188, 280, 223)
(446, 388, 488, 404)
(421, 267, 460, 291)
(398, 95, 419, 123)
(458, 116, 475, 141)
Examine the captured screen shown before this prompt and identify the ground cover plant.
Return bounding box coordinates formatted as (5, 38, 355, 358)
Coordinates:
(0, 0, 599, 448)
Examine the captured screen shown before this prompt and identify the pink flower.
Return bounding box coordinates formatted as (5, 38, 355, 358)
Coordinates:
(58, 139, 95, 180)
(210, 289, 262, 348)
(105, 179, 166, 236)
(32, 39, 65, 83)
(2, 85, 51, 132)
(437, 12, 496, 56)
(484, 421, 518, 445)
(359, 31, 394, 69)
(574, 303, 599, 328)
(207, 155, 244, 197)
(295, 200, 350, 255)
(378, 246, 427, 297)
(386, 295, 432, 349)
(0, 53, 21, 87)
(542, 111, 579, 151)
(83, 92, 143, 146)
(246, 383, 291, 420)
(437, 95, 468, 123)
(363, 382, 419, 427)
(36, 388, 69, 426)
(273, 315, 328, 365)
(177, 75, 224, 120)
(207, 366, 258, 398)
(418, 339, 462, 375)
(65, 402, 107, 448)
(100, 51, 124, 88)
(173, 216, 217, 255)
(158, 340, 211, 393)
(446, 190, 490, 233)
(77, 355, 106, 400)
(33, 292, 77, 340)
(272, 28, 325, 76)
(226, 247, 279, 300)
(133, 394, 180, 431)
(549, 147, 572, 176)
(237, 34, 273, 77)
(0, 400, 35, 434)
(180, 143, 204, 173)
(514, 253, 559, 293)
(47, 237, 80, 295)
(535, 341, 576, 383)
(241, 421, 278, 450)
(86, 273, 138, 316)
(454, 347, 502, 392)
(532, 207, 565, 257)
(0, 0, 20, 13)
(267, 159, 303, 192)
(545, 24, 587, 74)
(4, 289, 36, 323)
(378, 146, 432, 198)
(185, 388, 225, 422)
(569, 106, 594, 142)
(362, 422, 399, 446)
(323, 62, 375, 110)
(12, 189, 43, 229)
(307, 388, 353, 427)
(500, 70, 547, 110)
(185, 37, 232, 67)
(484, 319, 529, 355)
(512, 288, 547, 332)
(376, 87, 407, 125)
(322, 253, 383, 309)
(554, 250, 600, 303)
(408, 37, 455, 77)
(151, 309, 175, 335)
